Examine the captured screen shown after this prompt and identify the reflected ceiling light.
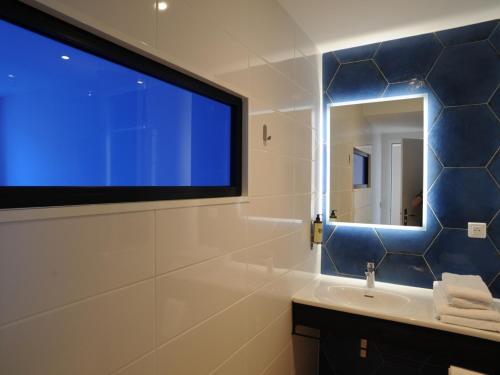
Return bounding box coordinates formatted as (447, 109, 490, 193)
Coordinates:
(61, 55, 70, 60)
(137, 80, 144, 85)
(7, 74, 15, 79)
(158, 1, 168, 11)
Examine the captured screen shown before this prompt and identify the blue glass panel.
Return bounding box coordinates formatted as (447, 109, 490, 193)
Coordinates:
(0, 20, 232, 187)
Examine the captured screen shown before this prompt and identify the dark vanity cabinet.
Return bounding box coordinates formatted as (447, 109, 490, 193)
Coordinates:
(292, 303, 500, 375)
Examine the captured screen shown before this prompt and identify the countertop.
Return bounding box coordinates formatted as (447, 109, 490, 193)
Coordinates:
(292, 274, 500, 342)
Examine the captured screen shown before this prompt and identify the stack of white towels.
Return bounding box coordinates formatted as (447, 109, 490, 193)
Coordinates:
(433, 273, 500, 333)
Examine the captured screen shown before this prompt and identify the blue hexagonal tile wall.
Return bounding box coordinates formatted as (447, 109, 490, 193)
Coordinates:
(334, 43, 380, 63)
(376, 254, 435, 288)
(488, 150, 500, 185)
(428, 148, 443, 187)
(428, 168, 500, 228)
(321, 245, 338, 275)
(429, 106, 500, 167)
(489, 87, 500, 119)
(322, 52, 339, 91)
(325, 226, 386, 276)
(374, 34, 442, 83)
(428, 41, 500, 106)
(490, 275, 500, 298)
(489, 23, 500, 52)
(322, 20, 500, 292)
(323, 223, 335, 243)
(488, 213, 500, 250)
(376, 205, 441, 254)
(436, 20, 498, 46)
(425, 229, 500, 284)
(326, 61, 386, 102)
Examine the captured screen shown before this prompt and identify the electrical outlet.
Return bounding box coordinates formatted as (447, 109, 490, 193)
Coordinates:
(467, 222, 486, 239)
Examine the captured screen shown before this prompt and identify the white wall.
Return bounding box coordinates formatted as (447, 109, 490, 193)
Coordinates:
(278, 0, 500, 52)
(0, 1, 322, 374)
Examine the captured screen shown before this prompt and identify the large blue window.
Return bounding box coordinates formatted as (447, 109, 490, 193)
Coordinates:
(0, 2, 242, 208)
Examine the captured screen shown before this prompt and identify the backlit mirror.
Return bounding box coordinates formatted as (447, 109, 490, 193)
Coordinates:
(327, 95, 427, 228)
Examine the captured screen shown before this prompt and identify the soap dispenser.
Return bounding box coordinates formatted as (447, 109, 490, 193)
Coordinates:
(312, 214, 323, 244)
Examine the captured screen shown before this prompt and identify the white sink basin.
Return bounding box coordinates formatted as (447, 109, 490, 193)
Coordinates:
(316, 285, 411, 313)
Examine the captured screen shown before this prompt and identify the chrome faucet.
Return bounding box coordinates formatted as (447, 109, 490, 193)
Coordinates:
(365, 262, 375, 288)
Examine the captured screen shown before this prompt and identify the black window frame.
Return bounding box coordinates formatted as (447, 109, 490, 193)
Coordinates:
(0, 1, 243, 209)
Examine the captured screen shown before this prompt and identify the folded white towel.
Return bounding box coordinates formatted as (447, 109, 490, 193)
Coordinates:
(441, 273, 493, 305)
(449, 297, 489, 310)
(440, 314, 500, 333)
(433, 282, 500, 322)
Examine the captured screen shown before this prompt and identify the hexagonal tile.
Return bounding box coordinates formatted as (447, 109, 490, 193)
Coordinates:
(429, 105, 500, 167)
(487, 149, 500, 185)
(376, 205, 441, 254)
(383, 81, 442, 124)
(323, 223, 335, 242)
(489, 87, 500, 119)
(325, 226, 385, 276)
(334, 43, 380, 63)
(488, 212, 500, 250)
(428, 168, 500, 228)
(436, 20, 498, 46)
(374, 34, 442, 83)
(376, 254, 434, 288)
(425, 229, 500, 284)
(489, 274, 500, 299)
(322, 51, 339, 91)
(428, 147, 443, 188)
(428, 41, 500, 105)
(321, 245, 338, 275)
(326, 60, 386, 102)
(489, 23, 500, 52)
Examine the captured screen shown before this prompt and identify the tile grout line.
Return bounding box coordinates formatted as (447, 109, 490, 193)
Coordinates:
(0, 277, 155, 331)
(154, 219, 303, 279)
(109, 349, 156, 375)
(156, 251, 314, 354)
(206, 307, 293, 375)
(0, 220, 307, 331)
(423, 255, 438, 281)
(257, 341, 293, 375)
(425, 45, 445, 82)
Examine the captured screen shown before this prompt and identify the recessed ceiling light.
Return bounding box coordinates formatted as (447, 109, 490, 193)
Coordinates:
(158, 1, 168, 11)
(137, 80, 144, 85)
(7, 74, 15, 79)
(61, 55, 70, 60)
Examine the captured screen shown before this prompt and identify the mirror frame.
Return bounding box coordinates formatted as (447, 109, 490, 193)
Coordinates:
(325, 93, 429, 231)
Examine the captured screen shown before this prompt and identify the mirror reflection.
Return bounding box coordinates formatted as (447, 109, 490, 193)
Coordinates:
(329, 97, 424, 227)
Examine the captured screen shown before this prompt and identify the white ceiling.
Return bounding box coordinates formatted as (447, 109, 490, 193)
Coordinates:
(278, 0, 500, 53)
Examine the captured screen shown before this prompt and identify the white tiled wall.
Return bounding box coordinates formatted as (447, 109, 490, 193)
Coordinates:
(0, 0, 322, 373)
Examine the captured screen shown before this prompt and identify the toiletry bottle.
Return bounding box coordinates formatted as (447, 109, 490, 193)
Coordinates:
(313, 214, 323, 244)
(330, 209, 338, 222)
